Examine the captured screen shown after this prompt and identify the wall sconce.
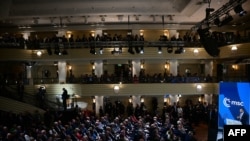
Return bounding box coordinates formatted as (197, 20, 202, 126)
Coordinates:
(114, 85, 120, 94)
(198, 96, 202, 102)
(129, 96, 132, 103)
(164, 62, 170, 72)
(67, 33, 71, 38)
(164, 98, 167, 103)
(90, 61, 95, 75)
(140, 32, 144, 36)
(92, 97, 96, 103)
(68, 65, 72, 71)
(164, 30, 169, 37)
(140, 96, 144, 103)
(92, 96, 96, 112)
(193, 48, 199, 56)
(198, 95, 204, 102)
(164, 97, 169, 105)
(232, 64, 238, 70)
(177, 94, 181, 102)
(141, 60, 145, 70)
(140, 64, 144, 69)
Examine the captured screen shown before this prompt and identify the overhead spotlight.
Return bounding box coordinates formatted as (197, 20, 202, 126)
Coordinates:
(135, 15, 140, 21)
(167, 47, 173, 53)
(140, 47, 144, 54)
(101, 17, 105, 22)
(119, 47, 123, 54)
(128, 47, 135, 54)
(25, 61, 36, 67)
(158, 47, 162, 54)
(33, 17, 39, 24)
(234, 4, 247, 16)
(90, 48, 96, 55)
(174, 47, 184, 54)
(151, 15, 156, 22)
(61, 49, 68, 55)
(117, 15, 124, 21)
(99, 48, 103, 54)
(47, 47, 52, 55)
(100, 15, 106, 22)
(135, 47, 140, 54)
(213, 17, 222, 27)
(54, 48, 61, 55)
(220, 14, 233, 26)
(205, 8, 215, 20)
(54, 61, 58, 66)
(111, 48, 121, 55)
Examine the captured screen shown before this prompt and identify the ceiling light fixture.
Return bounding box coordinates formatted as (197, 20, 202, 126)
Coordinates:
(213, 17, 221, 27)
(158, 47, 162, 54)
(36, 50, 42, 56)
(192, 0, 247, 30)
(167, 47, 173, 53)
(193, 48, 199, 56)
(220, 13, 233, 26)
(234, 4, 247, 16)
(175, 47, 184, 54)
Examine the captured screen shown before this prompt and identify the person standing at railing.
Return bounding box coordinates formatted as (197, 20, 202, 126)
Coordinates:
(61, 88, 69, 111)
(17, 81, 24, 101)
(37, 86, 46, 109)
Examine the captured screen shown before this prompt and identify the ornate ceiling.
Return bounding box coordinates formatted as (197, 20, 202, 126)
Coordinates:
(0, 0, 249, 32)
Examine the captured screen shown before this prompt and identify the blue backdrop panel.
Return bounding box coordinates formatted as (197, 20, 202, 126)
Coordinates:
(218, 82, 250, 129)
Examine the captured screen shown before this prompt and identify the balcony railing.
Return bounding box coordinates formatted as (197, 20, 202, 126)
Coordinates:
(0, 37, 249, 49)
(0, 75, 248, 85)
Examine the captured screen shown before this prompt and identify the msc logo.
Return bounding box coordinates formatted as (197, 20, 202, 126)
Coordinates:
(223, 97, 244, 108)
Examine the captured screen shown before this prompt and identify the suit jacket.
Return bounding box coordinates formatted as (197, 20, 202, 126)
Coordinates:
(240, 112, 248, 125)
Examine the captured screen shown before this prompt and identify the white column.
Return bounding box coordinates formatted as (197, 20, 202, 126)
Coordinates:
(57, 30, 66, 37)
(95, 96, 104, 115)
(169, 30, 178, 39)
(169, 60, 178, 76)
(204, 94, 213, 104)
(169, 95, 179, 105)
(58, 61, 67, 83)
(26, 66, 33, 85)
(94, 60, 103, 78)
(95, 30, 103, 37)
(132, 30, 140, 36)
(132, 95, 141, 108)
(132, 60, 141, 77)
(22, 32, 30, 49)
(205, 60, 213, 76)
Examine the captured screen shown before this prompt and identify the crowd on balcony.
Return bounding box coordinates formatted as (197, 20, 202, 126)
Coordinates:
(67, 72, 213, 84)
(0, 30, 247, 49)
(0, 97, 218, 141)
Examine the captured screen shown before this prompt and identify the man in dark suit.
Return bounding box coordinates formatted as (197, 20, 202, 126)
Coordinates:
(237, 108, 249, 125)
(61, 88, 68, 111)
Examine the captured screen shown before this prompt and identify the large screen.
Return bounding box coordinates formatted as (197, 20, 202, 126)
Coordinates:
(218, 82, 250, 129)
